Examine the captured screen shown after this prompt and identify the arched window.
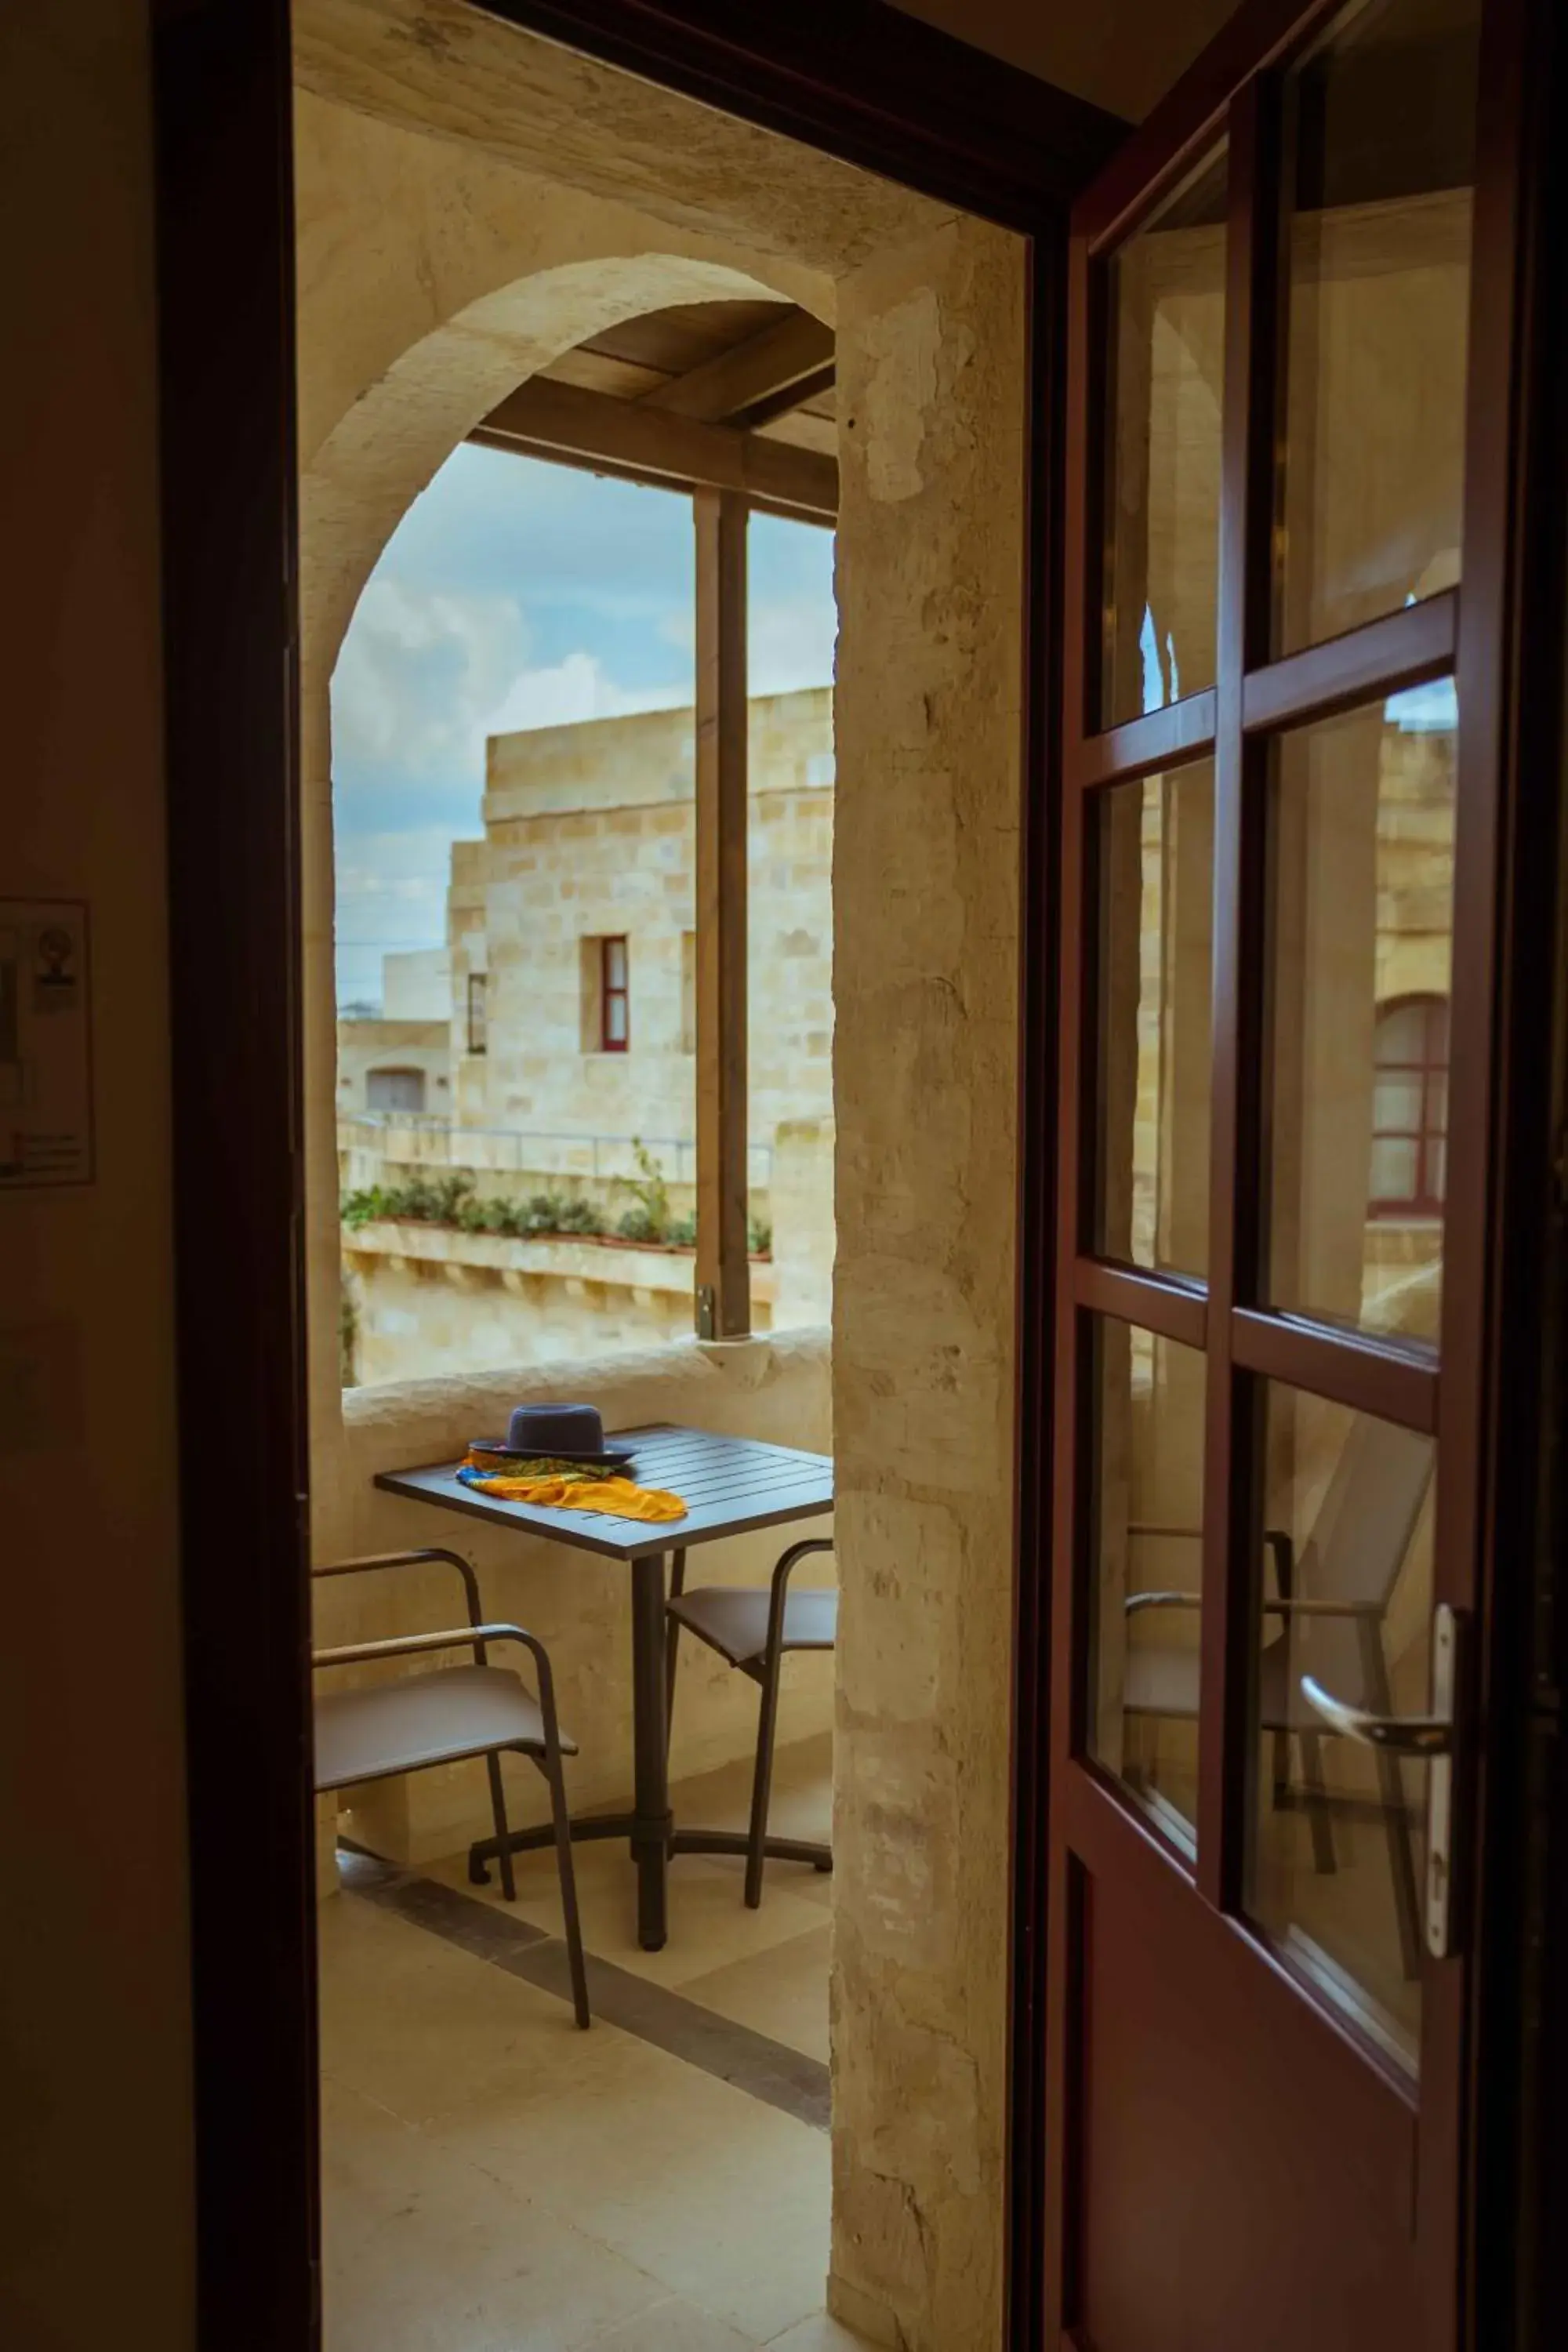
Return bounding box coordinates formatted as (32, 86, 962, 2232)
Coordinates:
(1370, 995, 1448, 1217)
(365, 1066, 426, 1116)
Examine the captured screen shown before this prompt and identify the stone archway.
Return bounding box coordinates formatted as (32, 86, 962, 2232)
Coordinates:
(298, 241, 833, 1549)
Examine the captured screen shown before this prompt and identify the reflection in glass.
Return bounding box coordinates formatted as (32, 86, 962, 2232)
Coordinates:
(1087, 1322, 1207, 1853)
(1265, 685, 1455, 1340)
(1245, 1385, 1436, 2073)
(1275, 0, 1480, 651)
(1094, 761, 1214, 1278)
(1100, 147, 1228, 727)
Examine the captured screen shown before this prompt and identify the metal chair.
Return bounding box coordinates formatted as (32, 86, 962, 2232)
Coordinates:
(1122, 1417, 1434, 1979)
(665, 1537, 837, 1908)
(311, 1547, 590, 2027)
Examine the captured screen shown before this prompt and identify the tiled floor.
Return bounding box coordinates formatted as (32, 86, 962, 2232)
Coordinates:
(320, 1736, 867, 2352)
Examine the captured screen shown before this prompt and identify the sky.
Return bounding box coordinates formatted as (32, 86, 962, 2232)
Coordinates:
(332, 443, 837, 1007)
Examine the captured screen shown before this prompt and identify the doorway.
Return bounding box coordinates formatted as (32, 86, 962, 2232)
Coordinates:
(290, 9, 1037, 2350)
(147, 2, 1568, 2350)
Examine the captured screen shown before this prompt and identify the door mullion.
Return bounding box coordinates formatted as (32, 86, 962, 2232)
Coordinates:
(1196, 75, 1282, 1911)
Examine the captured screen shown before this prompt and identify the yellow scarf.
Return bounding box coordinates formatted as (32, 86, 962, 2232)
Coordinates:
(459, 1452, 687, 1523)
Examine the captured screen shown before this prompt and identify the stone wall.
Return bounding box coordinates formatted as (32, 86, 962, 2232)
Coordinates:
(343, 1218, 775, 1384)
(452, 687, 834, 1176)
(336, 1015, 451, 1116)
(827, 218, 1025, 2352)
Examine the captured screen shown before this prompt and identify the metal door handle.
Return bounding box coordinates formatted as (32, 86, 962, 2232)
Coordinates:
(1298, 1602, 1465, 1960)
(1298, 1679, 1452, 1755)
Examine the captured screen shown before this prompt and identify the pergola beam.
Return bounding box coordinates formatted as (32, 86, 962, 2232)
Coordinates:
(470, 376, 836, 521)
(643, 309, 834, 425)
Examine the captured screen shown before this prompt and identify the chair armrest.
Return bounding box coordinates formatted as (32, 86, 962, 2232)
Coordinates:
(1125, 1590, 1201, 1614)
(313, 1621, 543, 1671)
(311, 1546, 484, 1628)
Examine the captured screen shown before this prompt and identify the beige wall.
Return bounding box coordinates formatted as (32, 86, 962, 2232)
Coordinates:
(336, 1016, 452, 1116)
(0, 6, 194, 2349)
(343, 1219, 775, 1385)
(827, 216, 1025, 2351)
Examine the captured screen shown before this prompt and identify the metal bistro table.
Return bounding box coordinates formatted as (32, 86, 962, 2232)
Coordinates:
(375, 1423, 833, 1950)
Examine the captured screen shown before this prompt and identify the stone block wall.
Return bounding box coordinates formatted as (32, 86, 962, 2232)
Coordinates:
(828, 216, 1025, 2352)
(452, 687, 834, 1182)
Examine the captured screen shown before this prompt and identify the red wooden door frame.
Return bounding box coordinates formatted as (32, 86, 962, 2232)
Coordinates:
(1033, 0, 1568, 2346)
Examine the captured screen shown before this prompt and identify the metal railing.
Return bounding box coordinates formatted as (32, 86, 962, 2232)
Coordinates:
(338, 1116, 773, 1189)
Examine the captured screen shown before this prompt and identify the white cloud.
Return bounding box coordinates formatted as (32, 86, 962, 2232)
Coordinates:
(331, 577, 693, 793)
(750, 593, 837, 697)
(481, 650, 688, 739)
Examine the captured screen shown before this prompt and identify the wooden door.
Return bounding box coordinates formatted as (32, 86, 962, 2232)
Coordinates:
(1041, 0, 1544, 2343)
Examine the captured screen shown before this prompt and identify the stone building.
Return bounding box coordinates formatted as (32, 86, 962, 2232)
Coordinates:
(452, 685, 833, 1151)
(341, 687, 836, 1381)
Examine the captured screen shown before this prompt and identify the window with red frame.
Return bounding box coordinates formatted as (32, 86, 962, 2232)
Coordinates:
(1370, 993, 1448, 1217)
(600, 935, 629, 1052)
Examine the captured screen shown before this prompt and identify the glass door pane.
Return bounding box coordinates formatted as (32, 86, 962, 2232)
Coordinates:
(1086, 1320, 1208, 1853)
(1274, 0, 1481, 652)
(1263, 686, 1456, 1340)
(1100, 147, 1229, 725)
(1244, 1383, 1436, 2073)
(1092, 760, 1216, 1277)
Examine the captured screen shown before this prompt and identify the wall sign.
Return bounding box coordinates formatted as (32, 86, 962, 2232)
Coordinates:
(0, 899, 93, 1189)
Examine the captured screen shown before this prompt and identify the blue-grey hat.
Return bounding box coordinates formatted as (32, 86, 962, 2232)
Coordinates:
(470, 1401, 632, 1468)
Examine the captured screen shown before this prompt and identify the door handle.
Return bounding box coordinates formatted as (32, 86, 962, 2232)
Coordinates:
(1299, 1603, 1465, 1961)
(1297, 1681, 1452, 1755)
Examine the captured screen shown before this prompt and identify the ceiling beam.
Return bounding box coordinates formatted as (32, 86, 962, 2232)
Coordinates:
(642, 309, 834, 424)
(470, 375, 837, 521)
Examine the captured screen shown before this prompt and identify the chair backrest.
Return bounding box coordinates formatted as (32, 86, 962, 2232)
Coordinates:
(1297, 1414, 1435, 1612)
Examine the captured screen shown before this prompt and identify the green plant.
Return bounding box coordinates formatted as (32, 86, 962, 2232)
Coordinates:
(550, 1194, 607, 1235)
(339, 1281, 360, 1387)
(339, 1171, 612, 1243)
(615, 1138, 673, 1243)
(748, 1215, 772, 1258)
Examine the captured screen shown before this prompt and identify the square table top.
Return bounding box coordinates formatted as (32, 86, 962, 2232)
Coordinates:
(374, 1422, 833, 1562)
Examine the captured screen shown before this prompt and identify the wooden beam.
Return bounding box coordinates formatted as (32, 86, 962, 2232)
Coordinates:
(693, 488, 750, 1341)
(737, 361, 837, 432)
(644, 309, 834, 423)
(470, 376, 837, 521)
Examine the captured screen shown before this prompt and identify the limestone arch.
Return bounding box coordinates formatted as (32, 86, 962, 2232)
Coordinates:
(301, 250, 823, 689)
(299, 249, 829, 1553)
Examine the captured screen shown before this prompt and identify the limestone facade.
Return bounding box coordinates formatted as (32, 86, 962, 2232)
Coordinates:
(336, 1015, 450, 1117)
(452, 686, 834, 1175)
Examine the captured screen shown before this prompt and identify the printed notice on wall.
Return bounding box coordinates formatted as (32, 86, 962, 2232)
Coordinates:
(0, 900, 93, 1189)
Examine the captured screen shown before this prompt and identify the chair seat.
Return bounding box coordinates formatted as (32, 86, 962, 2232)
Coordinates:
(313, 1663, 577, 1793)
(1123, 1634, 1357, 1733)
(669, 1584, 838, 1667)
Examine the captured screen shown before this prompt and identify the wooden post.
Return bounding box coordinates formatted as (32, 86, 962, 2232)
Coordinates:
(693, 488, 750, 1338)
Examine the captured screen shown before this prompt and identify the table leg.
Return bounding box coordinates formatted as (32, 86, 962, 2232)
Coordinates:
(630, 1552, 672, 1950)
